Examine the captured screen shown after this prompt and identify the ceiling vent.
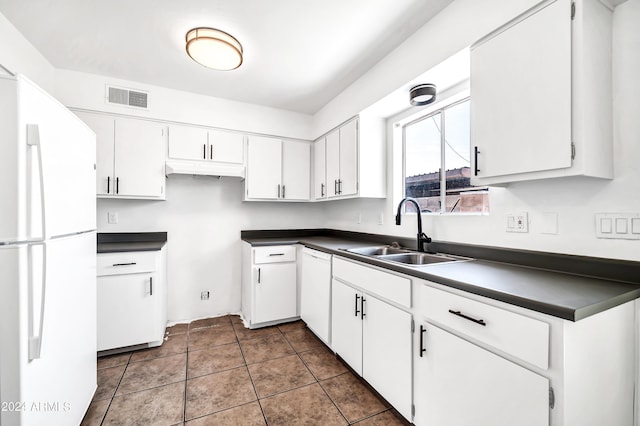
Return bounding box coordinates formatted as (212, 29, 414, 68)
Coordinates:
(106, 85, 148, 109)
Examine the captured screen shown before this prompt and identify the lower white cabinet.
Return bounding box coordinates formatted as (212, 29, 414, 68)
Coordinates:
(242, 243, 298, 328)
(300, 248, 332, 344)
(415, 322, 549, 426)
(414, 281, 636, 426)
(331, 258, 412, 420)
(96, 248, 167, 351)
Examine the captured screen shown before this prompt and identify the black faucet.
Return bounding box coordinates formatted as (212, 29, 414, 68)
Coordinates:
(395, 197, 432, 252)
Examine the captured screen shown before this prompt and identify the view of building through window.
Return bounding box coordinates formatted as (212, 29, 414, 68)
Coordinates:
(403, 99, 488, 214)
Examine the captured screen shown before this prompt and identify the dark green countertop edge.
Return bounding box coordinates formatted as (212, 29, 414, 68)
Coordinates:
(97, 232, 167, 253)
(241, 228, 640, 321)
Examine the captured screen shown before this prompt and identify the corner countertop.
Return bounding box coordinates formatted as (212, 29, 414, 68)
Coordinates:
(242, 231, 640, 322)
(97, 232, 167, 253)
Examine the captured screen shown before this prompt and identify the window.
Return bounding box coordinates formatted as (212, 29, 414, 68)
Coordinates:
(402, 98, 488, 214)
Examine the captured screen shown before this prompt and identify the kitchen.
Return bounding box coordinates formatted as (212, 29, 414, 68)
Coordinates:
(1, 0, 639, 425)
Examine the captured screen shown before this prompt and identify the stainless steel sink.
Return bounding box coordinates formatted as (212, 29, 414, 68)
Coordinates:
(347, 246, 411, 256)
(377, 252, 460, 266)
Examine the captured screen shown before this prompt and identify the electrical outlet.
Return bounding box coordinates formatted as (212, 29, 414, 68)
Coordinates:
(378, 212, 384, 225)
(200, 291, 210, 300)
(107, 211, 118, 224)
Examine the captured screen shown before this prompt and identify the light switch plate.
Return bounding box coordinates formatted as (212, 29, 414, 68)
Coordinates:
(595, 213, 640, 240)
(506, 212, 529, 233)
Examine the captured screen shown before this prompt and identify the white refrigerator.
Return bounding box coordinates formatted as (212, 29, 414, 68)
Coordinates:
(0, 73, 97, 425)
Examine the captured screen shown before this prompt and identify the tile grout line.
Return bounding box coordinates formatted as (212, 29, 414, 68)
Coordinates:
(236, 322, 271, 425)
(98, 354, 131, 426)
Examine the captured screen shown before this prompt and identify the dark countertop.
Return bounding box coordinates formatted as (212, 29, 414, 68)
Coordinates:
(97, 232, 167, 253)
(242, 231, 640, 322)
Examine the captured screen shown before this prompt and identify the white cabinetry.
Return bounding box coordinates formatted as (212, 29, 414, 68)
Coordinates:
(168, 124, 243, 164)
(165, 124, 245, 177)
(300, 248, 331, 344)
(313, 137, 326, 200)
(241, 243, 298, 328)
(314, 115, 385, 200)
(418, 323, 549, 426)
(75, 111, 166, 199)
(470, 0, 613, 185)
(246, 136, 310, 201)
(413, 281, 635, 426)
(331, 257, 412, 420)
(96, 248, 167, 351)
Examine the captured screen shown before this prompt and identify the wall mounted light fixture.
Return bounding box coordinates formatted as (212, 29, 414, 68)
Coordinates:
(409, 84, 437, 106)
(185, 27, 243, 70)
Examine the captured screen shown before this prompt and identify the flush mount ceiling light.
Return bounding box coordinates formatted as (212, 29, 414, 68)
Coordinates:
(185, 27, 243, 71)
(409, 84, 437, 106)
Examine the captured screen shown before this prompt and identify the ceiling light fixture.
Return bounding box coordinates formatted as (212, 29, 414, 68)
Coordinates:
(185, 27, 243, 71)
(409, 84, 437, 106)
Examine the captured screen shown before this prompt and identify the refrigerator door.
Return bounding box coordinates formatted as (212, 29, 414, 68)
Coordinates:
(18, 75, 96, 240)
(0, 232, 96, 426)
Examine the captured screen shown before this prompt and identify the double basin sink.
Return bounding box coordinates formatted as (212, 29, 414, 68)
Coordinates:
(345, 245, 468, 267)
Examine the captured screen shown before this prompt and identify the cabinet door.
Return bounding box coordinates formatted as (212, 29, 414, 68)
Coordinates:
(246, 136, 282, 199)
(209, 129, 244, 164)
(75, 112, 115, 196)
(419, 323, 549, 426)
(313, 138, 326, 200)
(168, 124, 208, 161)
(300, 251, 331, 344)
(331, 279, 362, 375)
(282, 140, 310, 200)
(471, 0, 571, 180)
(253, 263, 297, 324)
(325, 129, 340, 197)
(362, 295, 412, 420)
(113, 118, 166, 198)
(339, 119, 358, 196)
(97, 273, 159, 351)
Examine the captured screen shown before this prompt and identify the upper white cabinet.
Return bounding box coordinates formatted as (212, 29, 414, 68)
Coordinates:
(313, 137, 327, 200)
(168, 124, 244, 163)
(314, 115, 385, 201)
(245, 136, 310, 201)
(76, 111, 166, 200)
(470, 0, 613, 185)
(165, 124, 245, 177)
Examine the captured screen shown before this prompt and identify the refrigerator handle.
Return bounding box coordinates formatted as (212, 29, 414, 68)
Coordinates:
(27, 124, 47, 240)
(28, 242, 47, 361)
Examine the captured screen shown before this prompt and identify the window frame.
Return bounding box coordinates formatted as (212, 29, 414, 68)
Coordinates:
(398, 94, 488, 215)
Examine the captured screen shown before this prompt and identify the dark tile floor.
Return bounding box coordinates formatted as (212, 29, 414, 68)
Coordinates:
(81, 315, 409, 425)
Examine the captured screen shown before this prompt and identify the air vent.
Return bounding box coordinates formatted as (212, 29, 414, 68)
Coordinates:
(106, 85, 148, 109)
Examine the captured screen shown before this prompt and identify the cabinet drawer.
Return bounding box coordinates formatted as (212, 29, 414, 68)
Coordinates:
(418, 284, 549, 370)
(333, 257, 410, 308)
(253, 245, 296, 264)
(97, 251, 158, 276)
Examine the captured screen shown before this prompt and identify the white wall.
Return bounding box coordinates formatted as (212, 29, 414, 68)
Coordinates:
(97, 177, 327, 322)
(312, 0, 544, 136)
(322, 1, 640, 262)
(0, 11, 55, 91)
(55, 70, 313, 140)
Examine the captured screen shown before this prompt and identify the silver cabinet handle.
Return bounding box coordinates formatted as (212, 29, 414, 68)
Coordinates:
(149, 276, 153, 296)
(268, 253, 285, 256)
(321, 183, 325, 197)
(277, 184, 281, 198)
(257, 267, 261, 284)
(113, 262, 136, 267)
(282, 185, 286, 199)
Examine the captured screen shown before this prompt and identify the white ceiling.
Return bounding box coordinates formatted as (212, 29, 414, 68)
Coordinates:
(0, 0, 453, 114)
